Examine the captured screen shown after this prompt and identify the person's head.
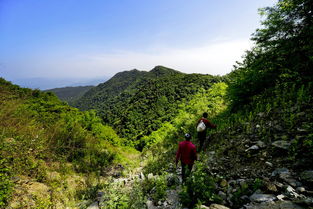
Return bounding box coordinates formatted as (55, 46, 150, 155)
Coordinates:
(185, 133, 191, 141)
(203, 112, 208, 118)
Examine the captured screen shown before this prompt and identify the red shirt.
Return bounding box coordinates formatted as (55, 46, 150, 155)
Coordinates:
(198, 118, 216, 129)
(176, 140, 197, 165)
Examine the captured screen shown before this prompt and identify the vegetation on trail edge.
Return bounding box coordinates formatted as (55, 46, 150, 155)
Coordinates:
(0, 78, 139, 208)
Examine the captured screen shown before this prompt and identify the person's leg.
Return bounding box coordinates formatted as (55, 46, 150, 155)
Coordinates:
(185, 164, 193, 179)
(188, 164, 193, 171)
(198, 132, 205, 151)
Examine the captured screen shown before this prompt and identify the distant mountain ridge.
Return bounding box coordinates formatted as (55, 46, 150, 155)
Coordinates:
(73, 65, 223, 148)
(45, 85, 94, 104)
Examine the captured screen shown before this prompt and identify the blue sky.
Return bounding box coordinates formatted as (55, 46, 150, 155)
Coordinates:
(0, 0, 276, 89)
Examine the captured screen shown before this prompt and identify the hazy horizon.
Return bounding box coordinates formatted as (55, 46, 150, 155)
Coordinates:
(0, 0, 276, 89)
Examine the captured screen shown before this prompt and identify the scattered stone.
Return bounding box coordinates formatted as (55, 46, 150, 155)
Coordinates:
(249, 193, 276, 203)
(274, 181, 284, 189)
(283, 178, 302, 187)
(256, 141, 266, 148)
(244, 200, 304, 209)
(279, 172, 292, 181)
(140, 172, 145, 180)
(209, 203, 230, 209)
(265, 161, 273, 167)
(296, 187, 305, 193)
(86, 202, 99, 209)
(285, 185, 300, 198)
(165, 189, 180, 206)
(271, 168, 289, 177)
(276, 194, 285, 200)
(272, 140, 291, 150)
(147, 173, 154, 180)
(245, 145, 259, 152)
(146, 200, 157, 209)
(218, 191, 227, 200)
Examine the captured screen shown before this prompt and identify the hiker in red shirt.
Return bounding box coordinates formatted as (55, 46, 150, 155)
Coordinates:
(197, 112, 217, 151)
(175, 133, 197, 182)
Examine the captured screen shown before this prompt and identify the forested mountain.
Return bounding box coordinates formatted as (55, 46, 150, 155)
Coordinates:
(74, 66, 223, 148)
(44, 85, 94, 104)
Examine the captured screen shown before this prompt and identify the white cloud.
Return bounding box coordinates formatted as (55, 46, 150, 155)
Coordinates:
(4, 39, 252, 80)
(83, 39, 252, 76)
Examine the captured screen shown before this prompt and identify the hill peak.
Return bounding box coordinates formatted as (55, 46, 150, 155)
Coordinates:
(149, 66, 182, 76)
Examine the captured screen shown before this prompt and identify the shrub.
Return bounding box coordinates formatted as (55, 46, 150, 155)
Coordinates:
(0, 159, 13, 208)
(179, 162, 221, 208)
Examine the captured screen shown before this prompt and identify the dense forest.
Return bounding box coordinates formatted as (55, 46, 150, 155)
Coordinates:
(44, 86, 94, 104)
(74, 66, 223, 149)
(0, 0, 312, 208)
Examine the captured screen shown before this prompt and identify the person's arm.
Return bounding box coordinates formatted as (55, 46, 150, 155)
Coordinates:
(192, 147, 197, 162)
(205, 119, 217, 129)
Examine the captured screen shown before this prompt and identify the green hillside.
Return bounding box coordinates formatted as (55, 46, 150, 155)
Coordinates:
(44, 85, 94, 104)
(74, 66, 223, 148)
(0, 78, 139, 208)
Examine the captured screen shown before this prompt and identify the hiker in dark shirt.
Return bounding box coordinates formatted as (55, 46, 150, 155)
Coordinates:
(176, 133, 197, 182)
(197, 112, 216, 151)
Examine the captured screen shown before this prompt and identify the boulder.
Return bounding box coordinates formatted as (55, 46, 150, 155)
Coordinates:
(244, 200, 304, 209)
(285, 185, 300, 198)
(276, 194, 285, 200)
(86, 202, 99, 209)
(209, 203, 230, 209)
(249, 193, 276, 203)
(146, 200, 157, 209)
(296, 187, 305, 193)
